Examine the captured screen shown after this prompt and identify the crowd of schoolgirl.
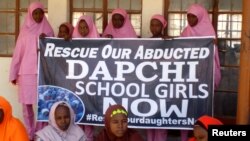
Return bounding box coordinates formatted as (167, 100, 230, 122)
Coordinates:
(3, 1, 222, 141)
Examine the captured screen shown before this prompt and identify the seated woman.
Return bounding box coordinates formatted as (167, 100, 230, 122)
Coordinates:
(0, 96, 29, 141)
(35, 101, 87, 141)
(189, 115, 223, 141)
(94, 104, 144, 141)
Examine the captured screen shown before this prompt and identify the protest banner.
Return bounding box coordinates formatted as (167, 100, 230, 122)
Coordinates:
(38, 37, 214, 129)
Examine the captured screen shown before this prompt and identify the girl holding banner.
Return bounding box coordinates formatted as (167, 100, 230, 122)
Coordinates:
(102, 8, 137, 38)
(181, 3, 221, 90)
(72, 15, 100, 141)
(9, 2, 54, 140)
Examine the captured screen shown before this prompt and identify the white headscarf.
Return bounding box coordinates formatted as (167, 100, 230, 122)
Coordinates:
(36, 101, 86, 141)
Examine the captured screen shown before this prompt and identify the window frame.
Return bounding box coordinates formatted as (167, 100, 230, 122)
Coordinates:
(69, 0, 142, 36)
(164, 0, 242, 119)
(0, 1, 19, 57)
(0, 0, 48, 57)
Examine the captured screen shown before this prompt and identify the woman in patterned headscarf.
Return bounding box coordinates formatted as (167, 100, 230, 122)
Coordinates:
(94, 104, 144, 141)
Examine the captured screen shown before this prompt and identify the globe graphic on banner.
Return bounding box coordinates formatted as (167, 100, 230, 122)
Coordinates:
(37, 85, 85, 123)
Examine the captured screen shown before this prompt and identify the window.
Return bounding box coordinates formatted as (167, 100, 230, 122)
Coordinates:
(0, 0, 48, 56)
(215, 0, 241, 118)
(0, 0, 16, 56)
(165, 0, 242, 120)
(70, 0, 142, 36)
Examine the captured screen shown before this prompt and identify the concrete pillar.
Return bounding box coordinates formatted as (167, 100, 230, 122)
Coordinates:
(141, 0, 164, 37)
(48, 0, 69, 35)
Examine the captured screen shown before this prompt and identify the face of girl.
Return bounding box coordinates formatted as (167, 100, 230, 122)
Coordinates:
(150, 19, 163, 37)
(187, 13, 198, 27)
(78, 20, 89, 37)
(58, 25, 70, 38)
(110, 113, 128, 138)
(0, 108, 4, 123)
(32, 8, 44, 23)
(112, 14, 125, 29)
(54, 105, 71, 131)
(193, 125, 208, 141)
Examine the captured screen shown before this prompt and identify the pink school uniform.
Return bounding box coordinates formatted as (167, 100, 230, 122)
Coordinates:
(9, 1, 54, 140)
(148, 14, 189, 141)
(181, 4, 221, 90)
(147, 14, 170, 141)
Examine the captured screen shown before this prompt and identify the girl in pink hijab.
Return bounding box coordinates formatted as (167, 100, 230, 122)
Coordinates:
(58, 22, 74, 40)
(72, 15, 100, 38)
(102, 8, 137, 38)
(147, 14, 169, 141)
(181, 4, 215, 37)
(181, 4, 221, 90)
(150, 14, 167, 38)
(72, 15, 99, 141)
(9, 1, 54, 140)
(35, 101, 87, 141)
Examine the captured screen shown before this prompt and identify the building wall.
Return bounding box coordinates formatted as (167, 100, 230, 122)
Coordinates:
(0, 0, 164, 122)
(0, 58, 23, 120)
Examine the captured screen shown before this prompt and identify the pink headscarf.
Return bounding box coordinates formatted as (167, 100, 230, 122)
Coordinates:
(9, 1, 54, 80)
(20, 2, 54, 37)
(35, 101, 86, 141)
(151, 14, 167, 29)
(181, 4, 216, 37)
(181, 4, 221, 89)
(72, 15, 100, 38)
(102, 8, 137, 38)
(58, 22, 74, 37)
